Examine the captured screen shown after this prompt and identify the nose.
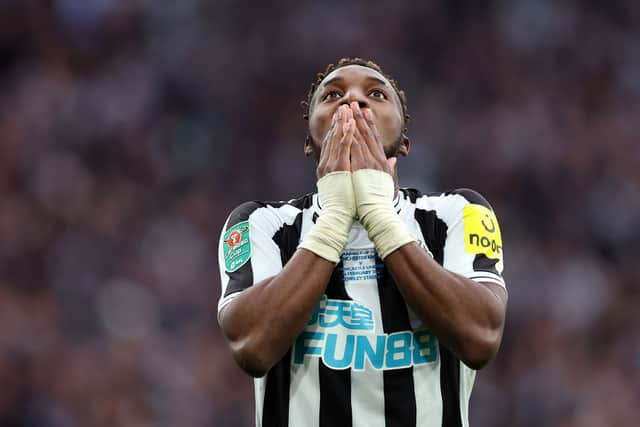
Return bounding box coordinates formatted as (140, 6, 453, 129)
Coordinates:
(340, 90, 368, 109)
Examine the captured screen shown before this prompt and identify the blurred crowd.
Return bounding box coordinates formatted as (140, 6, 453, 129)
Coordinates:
(0, 0, 638, 426)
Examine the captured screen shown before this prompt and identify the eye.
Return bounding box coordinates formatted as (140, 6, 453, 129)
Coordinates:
(322, 90, 343, 101)
(369, 89, 387, 99)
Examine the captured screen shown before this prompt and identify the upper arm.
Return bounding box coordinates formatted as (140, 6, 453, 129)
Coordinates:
(441, 189, 507, 290)
(217, 201, 284, 323)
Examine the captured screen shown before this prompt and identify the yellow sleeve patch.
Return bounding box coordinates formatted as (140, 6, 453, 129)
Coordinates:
(463, 204, 503, 260)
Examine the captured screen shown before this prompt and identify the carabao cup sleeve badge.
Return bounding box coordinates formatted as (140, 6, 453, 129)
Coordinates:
(462, 204, 503, 260)
(223, 220, 251, 272)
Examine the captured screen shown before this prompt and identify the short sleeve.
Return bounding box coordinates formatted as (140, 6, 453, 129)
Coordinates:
(217, 201, 285, 322)
(441, 189, 506, 289)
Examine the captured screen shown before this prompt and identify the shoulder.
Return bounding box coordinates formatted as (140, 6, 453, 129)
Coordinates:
(225, 201, 264, 223)
(403, 187, 494, 210)
(404, 187, 501, 227)
(445, 188, 495, 211)
(224, 193, 315, 228)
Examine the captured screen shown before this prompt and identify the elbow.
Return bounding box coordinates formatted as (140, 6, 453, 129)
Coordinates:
(460, 351, 494, 371)
(237, 359, 270, 378)
(221, 308, 274, 377)
(229, 336, 273, 378)
(458, 327, 503, 370)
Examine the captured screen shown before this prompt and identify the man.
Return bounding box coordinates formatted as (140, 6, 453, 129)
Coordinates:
(217, 57, 507, 427)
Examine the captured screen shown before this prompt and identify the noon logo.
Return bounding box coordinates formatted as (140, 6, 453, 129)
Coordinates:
(223, 221, 251, 272)
(463, 204, 503, 260)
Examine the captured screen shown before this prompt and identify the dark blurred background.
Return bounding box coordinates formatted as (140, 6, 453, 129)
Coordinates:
(0, 0, 639, 426)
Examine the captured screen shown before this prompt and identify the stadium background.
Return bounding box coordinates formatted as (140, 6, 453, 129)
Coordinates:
(0, 1, 638, 426)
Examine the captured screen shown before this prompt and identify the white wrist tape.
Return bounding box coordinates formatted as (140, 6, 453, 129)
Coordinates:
(352, 169, 416, 259)
(299, 171, 355, 264)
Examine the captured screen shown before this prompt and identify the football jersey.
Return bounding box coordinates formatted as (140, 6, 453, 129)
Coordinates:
(218, 188, 505, 427)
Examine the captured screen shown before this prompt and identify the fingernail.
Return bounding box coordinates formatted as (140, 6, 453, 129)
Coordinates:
(365, 109, 373, 120)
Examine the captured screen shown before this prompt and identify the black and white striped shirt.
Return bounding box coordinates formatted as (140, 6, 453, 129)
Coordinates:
(218, 187, 506, 427)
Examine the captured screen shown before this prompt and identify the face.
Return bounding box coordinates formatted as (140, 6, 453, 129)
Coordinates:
(304, 65, 409, 160)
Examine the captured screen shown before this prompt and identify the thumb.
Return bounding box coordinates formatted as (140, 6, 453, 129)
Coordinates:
(386, 156, 397, 174)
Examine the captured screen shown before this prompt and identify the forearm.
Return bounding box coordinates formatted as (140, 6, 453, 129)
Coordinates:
(385, 243, 507, 369)
(220, 248, 334, 376)
(221, 116, 357, 376)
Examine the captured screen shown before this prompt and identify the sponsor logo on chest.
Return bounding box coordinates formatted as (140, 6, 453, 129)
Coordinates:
(294, 295, 438, 371)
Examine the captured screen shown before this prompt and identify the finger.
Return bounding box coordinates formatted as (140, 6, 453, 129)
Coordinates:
(325, 109, 339, 144)
(320, 120, 336, 158)
(351, 101, 367, 134)
(350, 126, 369, 171)
(350, 131, 364, 171)
(318, 112, 338, 166)
(341, 117, 355, 143)
(352, 120, 371, 159)
(339, 118, 356, 163)
(343, 105, 354, 123)
(361, 108, 386, 159)
(352, 103, 371, 139)
(363, 108, 378, 134)
(351, 103, 383, 161)
(363, 109, 383, 141)
(329, 106, 346, 159)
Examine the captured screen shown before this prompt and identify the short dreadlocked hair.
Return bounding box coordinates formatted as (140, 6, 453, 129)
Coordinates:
(301, 57, 410, 128)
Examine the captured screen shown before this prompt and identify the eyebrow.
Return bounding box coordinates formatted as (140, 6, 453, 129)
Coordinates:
(321, 75, 389, 88)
